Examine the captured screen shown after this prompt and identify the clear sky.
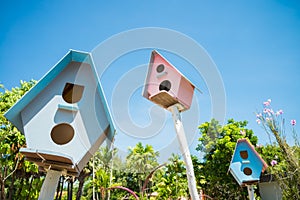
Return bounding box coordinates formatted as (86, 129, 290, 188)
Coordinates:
(1, 1, 300, 162)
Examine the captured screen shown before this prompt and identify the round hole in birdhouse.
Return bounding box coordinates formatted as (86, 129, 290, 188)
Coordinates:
(240, 150, 248, 159)
(159, 80, 171, 92)
(243, 167, 252, 176)
(156, 64, 165, 73)
(62, 82, 84, 104)
(51, 123, 74, 145)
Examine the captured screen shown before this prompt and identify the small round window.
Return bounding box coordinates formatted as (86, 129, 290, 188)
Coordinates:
(51, 123, 74, 145)
(243, 167, 252, 176)
(159, 80, 171, 92)
(156, 64, 165, 73)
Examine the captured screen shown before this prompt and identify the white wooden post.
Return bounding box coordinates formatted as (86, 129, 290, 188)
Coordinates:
(170, 105, 200, 200)
(38, 169, 61, 200)
(247, 185, 255, 200)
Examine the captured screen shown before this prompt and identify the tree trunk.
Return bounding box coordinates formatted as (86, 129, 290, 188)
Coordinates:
(1, 167, 8, 200)
(0, 179, 5, 200)
(76, 179, 84, 200)
(0, 172, 4, 200)
(76, 170, 90, 200)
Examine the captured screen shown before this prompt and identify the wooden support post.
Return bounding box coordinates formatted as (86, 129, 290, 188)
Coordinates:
(38, 169, 61, 200)
(247, 185, 255, 200)
(170, 105, 200, 200)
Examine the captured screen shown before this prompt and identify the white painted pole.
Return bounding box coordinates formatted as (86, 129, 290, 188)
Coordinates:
(38, 169, 61, 200)
(170, 105, 200, 200)
(247, 185, 255, 200)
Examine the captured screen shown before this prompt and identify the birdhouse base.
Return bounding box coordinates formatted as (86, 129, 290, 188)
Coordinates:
(242, 180, 259, 187)
(20, 148, 79, 176)
(150, 91, 186, 112)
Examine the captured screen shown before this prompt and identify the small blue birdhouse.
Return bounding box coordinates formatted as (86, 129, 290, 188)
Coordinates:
(229, 139, 268, 186)
(4, 50, 115, 176)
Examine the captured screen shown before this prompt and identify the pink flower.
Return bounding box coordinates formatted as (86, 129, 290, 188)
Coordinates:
(263, 99, 271, 107)
(263, 108, 268, 113)
(270, 160, 277, 166)
(256, 113, 262, 118)
(276, 109, 283, 116)
(291, 119, 296, 126)
(263, 108, 272, 116)
(263, 109, 273, 116)
(256, 119, 261, 124)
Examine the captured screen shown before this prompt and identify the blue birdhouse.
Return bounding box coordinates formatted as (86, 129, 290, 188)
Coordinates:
(229, 139, 268, 186)
(4, 50, 115, 176)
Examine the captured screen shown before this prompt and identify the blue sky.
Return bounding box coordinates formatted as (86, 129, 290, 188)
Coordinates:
(1, 1, 300, 161)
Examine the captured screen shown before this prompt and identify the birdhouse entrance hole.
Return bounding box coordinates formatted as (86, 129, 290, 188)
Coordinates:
(159, 80, 171, 92)
(243, 167, 252, 176)
(240, 150, 249, 159)
(62, 83, 84, 104)
(51, 123, 74, 145)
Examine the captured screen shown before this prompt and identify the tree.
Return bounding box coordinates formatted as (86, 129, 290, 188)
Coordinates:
(196, 119, 258, 199)
(153, 154, 188, 199)
(80, 146, 120, 200)
(93, 146, 119, 173)
(126, 142, 159, 198)
(0, 80, 44, 200)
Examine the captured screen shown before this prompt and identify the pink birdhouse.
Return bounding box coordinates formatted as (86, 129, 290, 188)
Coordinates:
(143, 50, 195, 112)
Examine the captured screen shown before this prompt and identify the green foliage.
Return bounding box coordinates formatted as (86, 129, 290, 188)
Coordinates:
(256, 100, 300, 199)
(153, 154, 188, 199)
(256, 144, 286, 174)
(196, 119, 258, 199)
(81, 143, 160, 199)
(93, 146, 119, 173)
(126, 142, 159, 196)
(0, 80, 44, 200)
(127, 142, 159, 176)
(80, 146, 119, 200)
(94, 168, 110, 199)
(256, 143, 300, 199)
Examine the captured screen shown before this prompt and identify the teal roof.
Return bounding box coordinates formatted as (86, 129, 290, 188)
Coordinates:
(4, 50, 115, 140)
